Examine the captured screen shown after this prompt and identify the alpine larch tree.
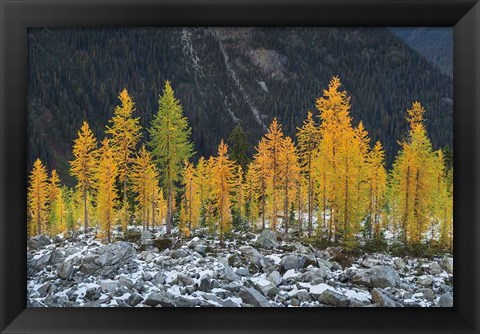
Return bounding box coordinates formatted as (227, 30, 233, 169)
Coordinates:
(106, 89, 142, 228)
(28, 159, 49, 236)
(95, 139, 119, 243)
(26, 76, 453, 255)
(296, 111, 320, 236)
(390, 102, 441, 246)
(211, 140, 236, 244)
(70, 121, 98, 230)
(130, 145, 157, 231)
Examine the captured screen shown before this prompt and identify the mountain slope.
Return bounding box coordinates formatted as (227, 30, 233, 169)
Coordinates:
(390, 27, 453, 77)
(28, 27, 453, 185)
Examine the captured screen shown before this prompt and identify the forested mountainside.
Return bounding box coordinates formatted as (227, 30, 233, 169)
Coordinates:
(28, 27, 453, 185)
(390, 27, 453, 77)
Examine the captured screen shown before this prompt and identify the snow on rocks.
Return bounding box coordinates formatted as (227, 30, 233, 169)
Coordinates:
(27, 229, 453, 308)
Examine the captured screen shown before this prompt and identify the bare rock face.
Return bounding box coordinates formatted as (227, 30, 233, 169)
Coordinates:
(351, 266, 401, 288)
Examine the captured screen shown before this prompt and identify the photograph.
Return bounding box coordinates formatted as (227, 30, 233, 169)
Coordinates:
(26, 26, 454, 308)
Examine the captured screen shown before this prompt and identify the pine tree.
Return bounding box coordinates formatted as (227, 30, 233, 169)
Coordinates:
(95, 139, 118, 243)
(296, 111, 320, 237)
(227, 125, 250, 171)
(211, 140, 235, 244)
(28, 159, 49, 236)
(149, 81, 194, 234)
(70, 121, 98, 230)
(106, 89, 142, 226)
(390, 102, 438, 246)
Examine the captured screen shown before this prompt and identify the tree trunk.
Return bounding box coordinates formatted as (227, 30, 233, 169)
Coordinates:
(166, 183, 172, 235)
(152, 195, 156, 231)
(403, 166, 410, 244)
(307, 157, 313, 238)
(84, 190, 89, 231)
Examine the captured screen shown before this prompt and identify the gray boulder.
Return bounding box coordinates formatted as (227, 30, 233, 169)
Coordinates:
(187, 237, 203, 249)
(99, 279, 118, 293)
(56, 261, 74, 279)
(152, 238, 173, 251)
(239, 246, 263, 266)
(123, 229, 142, 242)
(199, 276, 212, 292)
(140, 231, 152, 245)
(268, 271, 283, 286)
(429, 262, 443, 275)
(126, 293, 143, 306)
(351, 266, 401, 288)
(171, 249, 189, 259)
(440, 258, 453, 274)
(417, 275, 434, 287)
(393, 258, 407, 271)
(174, 296, 201, 307)
(27, 235, 51, 250)
(281, 254, 305, 271)
(224, 266, 240, 282)
(371, 288, 403, 307)
(437, 293, 453, 307)
(49, 249, 66, 265)
(316, 290, 349, 307)
(239, 286, 271, 307)
(194, 245, 208, 255)
(254, 229, 279, 249)
(80, 242, 136, 278)
(145, 292, 176, 307)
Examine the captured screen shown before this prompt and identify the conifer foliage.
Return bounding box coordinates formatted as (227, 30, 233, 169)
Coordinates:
(27, 78, 453, 252)
(149, 81, 194, 234)
(70, 121, 98, 230)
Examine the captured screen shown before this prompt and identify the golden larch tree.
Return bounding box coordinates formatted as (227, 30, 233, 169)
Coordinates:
(314, 76, 370, 248)
(180, 161, 201, 233)
(47, 170, 67, 235)
(28, 159, 49, 236)
(211, 140, 235, 244)
(262, 118, 285, 230)
(390, 102, 438, 246)
(131, 145, 156, 231)
(366, 141, 387, 240)
(106, 89, 142, 226)
(95, 139, 119, 243)
(279, 136, 300, 233)
(250, 139, 271, 230)
(296, 111, 320, 236)
(70, 121, 98, 230)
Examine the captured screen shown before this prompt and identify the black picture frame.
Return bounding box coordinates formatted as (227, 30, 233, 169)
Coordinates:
(1, 0, 479, 333)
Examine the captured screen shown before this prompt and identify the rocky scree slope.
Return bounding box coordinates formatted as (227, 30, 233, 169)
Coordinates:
(27, 229, 453, 307)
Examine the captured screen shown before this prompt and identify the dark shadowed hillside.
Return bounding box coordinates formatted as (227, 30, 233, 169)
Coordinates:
(390, 27, 453, 77)
(28, 27, 453, 185)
